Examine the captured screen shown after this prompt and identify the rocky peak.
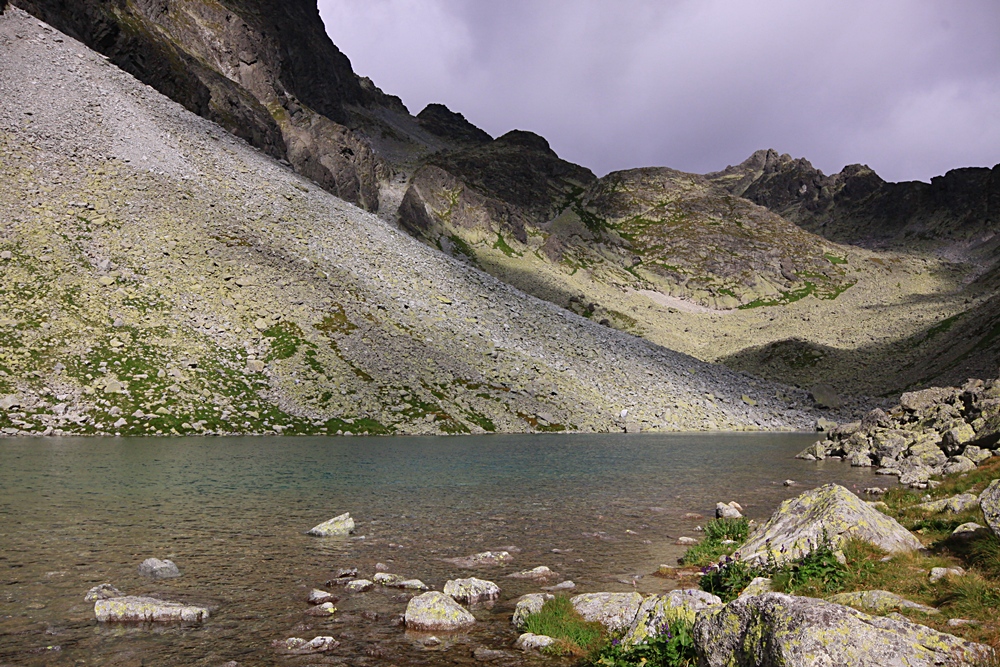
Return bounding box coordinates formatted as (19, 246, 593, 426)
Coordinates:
(416, 103, 492, 145)
(494, 129, 556, 155)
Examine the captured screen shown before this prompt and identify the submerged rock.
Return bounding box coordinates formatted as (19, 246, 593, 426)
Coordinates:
(442, 551, 513, 568)
(508, 566, 557, 580)
(84, 584, 124, 601)
(737, 484, 922, 565)
(272, 636, 339, 654)
(569, 592, 643, 633)
(404, 591, 476, 631)
(137, 558, 180, 579)
(512, 593, 553, 630)
(622, 589, 721, 646)
(694, 592, 987, 667)
(307, 512, 355, 536)
(94, 596, 209, 623)
(443, 578, 500, 604)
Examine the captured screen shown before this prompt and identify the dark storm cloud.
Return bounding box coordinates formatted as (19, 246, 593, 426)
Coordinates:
(318, 0, 1000, 182)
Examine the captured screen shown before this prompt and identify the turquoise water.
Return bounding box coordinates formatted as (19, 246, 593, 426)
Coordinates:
(0, 433, 884, 665)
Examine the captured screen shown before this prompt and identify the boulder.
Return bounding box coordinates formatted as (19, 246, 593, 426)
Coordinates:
(138, 558, 180, 579)
(308, 589, 336, 604)
(737, 484, 922, 565)
(272, 636, 339, 654)
(569, 592, 643, 633)
(404, 591, 476, 631)
(715, 501, 743, 519)
(827, 590, 938, 614)
(810, 383, 843, 409)
(942, 456, 977, 476)
(952, 522, 986, 539)
(694, 592, 988, 667)
(305, 601, 337, 616)
(345, 579, 373, 593)
(914, 493, 978, 514)
(979, 479, 1000, 537)
(930, 567, 965, 583)
(373, 572, 404, 586)
(816, 417, 838, 432)
(622, 589, 721, 647)
(508, 566, 557, 580)
(443, 578, 500, 604)
(962, 445, 992, 464)
(94, 596, 209, 623)
(796, 441, 827, 460)
(900, 387, 959, 413)
(515, 633, 555, 651)
(943, 422, 976, 453)
(307, 512, 354, 536)
(738, 577, 773, 598)
(512, 593, 553, 629)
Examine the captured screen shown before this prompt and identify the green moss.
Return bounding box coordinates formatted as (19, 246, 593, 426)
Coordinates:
(824, 253, 848, 265)
(262, 321, 306, 361)
(493, 232, 520, 257)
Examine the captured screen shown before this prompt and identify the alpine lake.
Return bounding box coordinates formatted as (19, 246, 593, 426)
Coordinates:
(0, 433, 888, 666)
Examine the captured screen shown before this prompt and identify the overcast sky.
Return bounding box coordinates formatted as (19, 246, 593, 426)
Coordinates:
(318, 0, 1000, 183)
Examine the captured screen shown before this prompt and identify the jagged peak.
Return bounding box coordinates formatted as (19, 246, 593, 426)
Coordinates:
(416, 103, 492, 145)
(494, 129, 554, 155)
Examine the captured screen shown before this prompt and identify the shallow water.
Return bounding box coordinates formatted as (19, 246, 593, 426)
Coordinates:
(0, 433, 885, 666)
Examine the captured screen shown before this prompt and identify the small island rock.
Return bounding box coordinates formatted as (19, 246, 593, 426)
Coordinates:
(138, 558, 180, 579)
(404, 591, 476, 631)
(444, 578, 501, 604)
(307, 512, 355, 537)
(95, 596, 208, 623)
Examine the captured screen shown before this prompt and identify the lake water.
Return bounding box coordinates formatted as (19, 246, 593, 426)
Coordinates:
(0, 433, 886, 666)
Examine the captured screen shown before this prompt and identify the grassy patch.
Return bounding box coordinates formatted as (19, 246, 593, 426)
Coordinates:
(679, 517, 750, 567)
(523, 597, 605, 657)
(492, 232, 520, 257)
(592, 617, 697, 667)
(262, 321, 306, 361)
(824, 253, 848, 265)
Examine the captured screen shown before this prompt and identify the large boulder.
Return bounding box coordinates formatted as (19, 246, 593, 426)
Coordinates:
(443, 578, 500, 604)
(404, 591, 476, 631)
(569, 592, 643, 633)
(138, 558, 180, 579)
(694, 592, 988, 667)
(622, 589, 721, 646)
(94, 596, 209, 623)
(900, 387, 959, 413)
(737, 484, 922, 565)
(980, 479, 1000, 538)
(307, 512, 355, 536)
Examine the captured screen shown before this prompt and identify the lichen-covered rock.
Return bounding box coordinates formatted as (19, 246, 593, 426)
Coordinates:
(738, 577, 773, 598)
(512, 593, 553, 629)
(404, 591, 475, 631)
(94, 596, 209, 623)
(952, 522, 986, 539)
(915, 493, 979, 514)
(622, 589, 721, 646)
(900, 387, 959, 413)
(307, 512, 354, 536)
(373, 572, 403, 586)
(569, 592, 643, 633)
(443, 578, 500, 604)
(137, 558, 180, 579)
(828, 590, 938, 614)
(962, 445, 992, 464)
(737, 484, 922, 565)
(980, 479, 1000, 538)
(515, 633, 555, 651)
(694, 592, 988, 667)
(942, 456, 977, 476)
(84, 584, 123, 601)
(344, 579, 373, 593)
(307, 589, 336, 604)
(930, 567, 965, 583)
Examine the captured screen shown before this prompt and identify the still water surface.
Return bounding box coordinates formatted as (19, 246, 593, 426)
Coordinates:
(0, 433, 885, 666)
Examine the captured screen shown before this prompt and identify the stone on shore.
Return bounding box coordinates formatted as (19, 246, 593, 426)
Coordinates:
(404, 591, 476, 631)
(622, 589, 721, 646)
(443, 578, 500, 604)
(512, 593, 553, 630)
(737, 484, 922, 565)
(694, 592, 988, 667)
(94, 596, 209, 623)
(138, 558, 180, 579)
(979, 479, 1000, 538)
(569, 592, 643, 633)
(84, 584, 124, 601)
(307, 512, 355, 536)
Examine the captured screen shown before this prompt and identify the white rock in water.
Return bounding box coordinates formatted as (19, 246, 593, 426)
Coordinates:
(138, 558, 180, 579)
(345, 579, 374, 593)
(404, 591, 475, 631)
(515, 633, 555, 651)
(307, 512, 355, 536)
(94, 596, 208, 623)
(307, 589, 335, 604)
(443, 577, 500, 604)
(715, 502, 742, 519)
(508, 565, 557, 580)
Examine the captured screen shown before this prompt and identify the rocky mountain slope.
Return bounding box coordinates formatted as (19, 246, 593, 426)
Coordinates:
(0, 9, 841, 437)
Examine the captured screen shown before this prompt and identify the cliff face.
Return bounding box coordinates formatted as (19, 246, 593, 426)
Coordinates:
(12, 0, 391, 210)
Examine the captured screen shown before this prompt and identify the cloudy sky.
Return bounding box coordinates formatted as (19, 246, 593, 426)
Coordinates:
(318, 0, 1000, 183)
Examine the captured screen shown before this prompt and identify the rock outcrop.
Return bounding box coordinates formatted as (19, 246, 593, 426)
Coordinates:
(737, 484, 922, 565)
(694, 592, 988, 667)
